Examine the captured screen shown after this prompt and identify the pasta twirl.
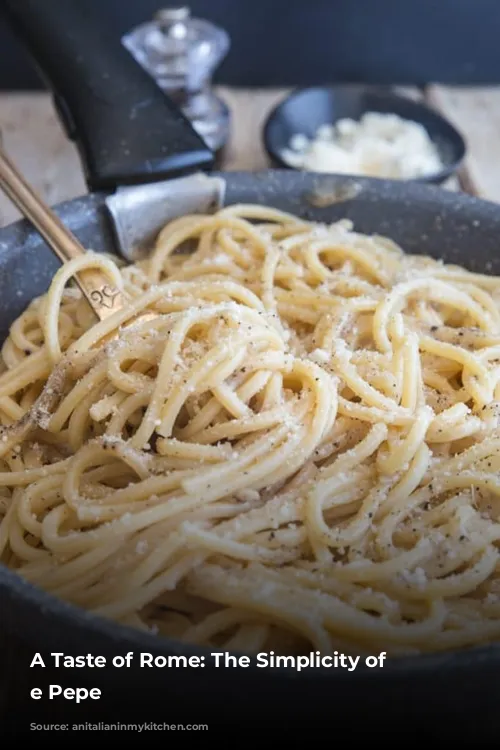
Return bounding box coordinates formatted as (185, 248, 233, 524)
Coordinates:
(1, 204, 500, 658)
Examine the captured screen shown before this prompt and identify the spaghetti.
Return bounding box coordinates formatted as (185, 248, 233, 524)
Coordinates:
(1, 203, 500, 658)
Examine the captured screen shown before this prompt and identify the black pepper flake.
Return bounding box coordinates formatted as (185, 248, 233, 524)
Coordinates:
(149, 432, 160, 453)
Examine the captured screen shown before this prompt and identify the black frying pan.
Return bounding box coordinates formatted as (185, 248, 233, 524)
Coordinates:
(1, 0, 500, 739)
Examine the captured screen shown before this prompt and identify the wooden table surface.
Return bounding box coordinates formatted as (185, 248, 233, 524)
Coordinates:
(0, 84, 498, 227)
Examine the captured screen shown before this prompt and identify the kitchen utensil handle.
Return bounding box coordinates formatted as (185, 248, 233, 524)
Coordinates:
(0, 0, 215, 192)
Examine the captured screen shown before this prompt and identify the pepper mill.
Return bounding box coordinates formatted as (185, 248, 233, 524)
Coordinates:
(123, 6, 231, 162)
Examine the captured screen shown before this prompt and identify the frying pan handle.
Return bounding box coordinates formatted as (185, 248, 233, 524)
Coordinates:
(0, 0, 215, 191)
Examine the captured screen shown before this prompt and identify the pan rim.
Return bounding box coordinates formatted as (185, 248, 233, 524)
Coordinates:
(3, 534, 500, 679)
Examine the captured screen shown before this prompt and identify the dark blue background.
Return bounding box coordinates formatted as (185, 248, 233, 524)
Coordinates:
(0, 0, 499, 89)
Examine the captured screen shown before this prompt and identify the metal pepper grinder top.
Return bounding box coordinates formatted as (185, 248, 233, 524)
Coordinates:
(123, 6, 230, 154)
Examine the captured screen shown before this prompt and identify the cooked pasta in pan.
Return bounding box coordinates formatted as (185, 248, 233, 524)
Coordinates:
(1, 203, 500, 657)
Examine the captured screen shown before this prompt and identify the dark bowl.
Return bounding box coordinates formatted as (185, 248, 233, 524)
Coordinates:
(263, 85, 466, 185)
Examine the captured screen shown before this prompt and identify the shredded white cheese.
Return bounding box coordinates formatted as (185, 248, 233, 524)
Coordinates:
(280, 112, 443, 179)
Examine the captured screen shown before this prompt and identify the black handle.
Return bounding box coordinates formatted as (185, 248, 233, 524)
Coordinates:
(1, 0, 214, 191)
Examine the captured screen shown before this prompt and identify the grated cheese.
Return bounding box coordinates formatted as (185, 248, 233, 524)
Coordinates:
(280, 112, 444, 179)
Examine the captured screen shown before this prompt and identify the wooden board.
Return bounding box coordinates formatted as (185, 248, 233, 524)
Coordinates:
(0, 85, 496, 227)
(0, 88, 293, 227)
(0, 93, 85, 227)
(216, 86, 290, 171)
(426, 85, 500, 200)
